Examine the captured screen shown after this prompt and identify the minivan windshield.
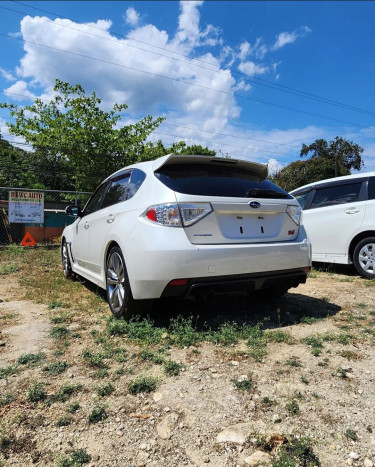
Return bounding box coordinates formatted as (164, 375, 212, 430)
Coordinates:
(155, 163, 292, 199)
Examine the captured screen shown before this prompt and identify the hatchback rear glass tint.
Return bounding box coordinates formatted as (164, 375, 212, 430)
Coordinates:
(155, 163, 292, 198)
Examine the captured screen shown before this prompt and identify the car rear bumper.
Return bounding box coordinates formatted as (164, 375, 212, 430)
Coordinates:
(124, 223, 311, 299)
(160, 267, 308, 298)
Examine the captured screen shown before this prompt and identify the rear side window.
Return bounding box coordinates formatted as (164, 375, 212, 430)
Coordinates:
(128, 168, 146, 200)
(368, 176, 375, 200)
(310, 182, 362, 209)
(155, 163, 292, 199)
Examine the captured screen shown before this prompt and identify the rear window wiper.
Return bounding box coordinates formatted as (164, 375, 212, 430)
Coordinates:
(246, 189, 288, 199)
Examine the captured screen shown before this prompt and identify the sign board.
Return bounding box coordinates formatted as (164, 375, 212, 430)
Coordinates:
(8, 191, 44, 224)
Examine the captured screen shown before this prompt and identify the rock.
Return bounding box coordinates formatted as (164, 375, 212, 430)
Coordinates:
(153, 392, 163, 402)
(350, 451, 359, 459)
(244, 450, 272, 466)
(231, 360, 240, 366)
(156, 415, 174, 440)
(0, 340, 6, 346)
(216, 423, 252, 445)
(364, 458, 374, 467)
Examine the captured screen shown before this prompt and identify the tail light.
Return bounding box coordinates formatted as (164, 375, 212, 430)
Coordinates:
(286, 205, 302, 226)
(144, 203, 212, 227)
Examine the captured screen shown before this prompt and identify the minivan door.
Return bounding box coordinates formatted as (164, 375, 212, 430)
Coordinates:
(303, 181, 366, 261)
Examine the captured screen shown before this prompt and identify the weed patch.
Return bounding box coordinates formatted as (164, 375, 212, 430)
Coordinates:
(27, 381, 47, 403)
(129, 376, 158, 394)
(164, 360, 184, 376)
(17, 353, 45, 367)
(43, 361, 69, 375)
(88, 405, 107, 424)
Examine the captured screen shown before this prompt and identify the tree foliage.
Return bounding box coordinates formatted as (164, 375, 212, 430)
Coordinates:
(1, 79, 164, 191)
(273, 136, 364, 192)
(300, 136, 364, 176)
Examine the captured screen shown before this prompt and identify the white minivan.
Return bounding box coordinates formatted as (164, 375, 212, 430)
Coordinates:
(291, 172, 375, 279)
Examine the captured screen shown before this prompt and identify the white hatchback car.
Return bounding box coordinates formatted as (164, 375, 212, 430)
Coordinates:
(291, 171, 375, 279)
(61, 154, 311, 318)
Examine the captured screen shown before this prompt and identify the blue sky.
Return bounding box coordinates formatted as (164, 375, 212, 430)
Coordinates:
(0, 0, 375, 176)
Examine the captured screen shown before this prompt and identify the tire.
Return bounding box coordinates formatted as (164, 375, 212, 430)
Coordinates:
(106, 246, 151, 319)
(61, 240, 73, 279)
(353, 237, 375, 279)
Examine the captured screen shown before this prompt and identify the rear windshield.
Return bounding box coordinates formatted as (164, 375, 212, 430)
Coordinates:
(155, 163, 292, 199)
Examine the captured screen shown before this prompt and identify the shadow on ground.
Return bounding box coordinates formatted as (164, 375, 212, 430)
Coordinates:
(148, 290, 341, 331)
(81, 278, 341, 332)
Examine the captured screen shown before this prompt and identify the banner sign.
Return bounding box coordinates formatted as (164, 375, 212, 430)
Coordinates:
(8, 191, 44, 224)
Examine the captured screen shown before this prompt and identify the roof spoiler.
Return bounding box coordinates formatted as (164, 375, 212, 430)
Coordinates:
(152, 154, 268, 180)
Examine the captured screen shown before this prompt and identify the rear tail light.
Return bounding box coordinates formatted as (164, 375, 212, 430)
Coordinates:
(144, 203, 212, 227)
(286, 205, 302, 225)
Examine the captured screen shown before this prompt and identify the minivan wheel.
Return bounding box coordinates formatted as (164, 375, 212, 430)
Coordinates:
(61, 240, 73, 279)
(106, 246, 150, 319)
(353, 237, 375, 279)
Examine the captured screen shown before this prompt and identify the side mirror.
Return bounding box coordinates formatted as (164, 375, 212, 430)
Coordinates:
(65, 205, 82, 217)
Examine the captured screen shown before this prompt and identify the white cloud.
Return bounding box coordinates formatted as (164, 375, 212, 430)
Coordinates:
(239, 41, 251, 61)
(268, 158, 284, 175)
(238, 61, 268, 76)
(0, 67, 16, 81)
(273, 26, 311, 50)
(124, 7, 140, 27)
(3, 80, 36, 100)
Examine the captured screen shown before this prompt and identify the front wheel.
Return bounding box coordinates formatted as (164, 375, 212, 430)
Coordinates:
(106, 246, 151, 319)
(353, 237, 375, 279)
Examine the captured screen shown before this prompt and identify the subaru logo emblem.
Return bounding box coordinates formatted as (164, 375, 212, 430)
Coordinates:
(249, 201, 261, 209)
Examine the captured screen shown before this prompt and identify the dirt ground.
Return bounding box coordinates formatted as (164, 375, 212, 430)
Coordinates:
(1, 262, 375, 467)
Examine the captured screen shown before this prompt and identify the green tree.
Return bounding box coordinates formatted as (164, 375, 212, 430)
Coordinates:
(1, 79, 164, 191)
(272, 158, 343, 192)
(300, 136, 364, 177)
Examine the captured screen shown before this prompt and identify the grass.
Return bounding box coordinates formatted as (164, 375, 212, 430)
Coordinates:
(0, 365, 19, 379)
(233, 377, 253, 391)
(50, 326, 71, 339)
(164, 360, 184, 376)
(88, 405, 107, 424)
(56, 416, 72, 427)
(57, 449, 91, 466)
(66, 402, 80, 414)
(270, 436, 320, 466)
(344, 429, 358, 441)
(0, 393, 15, 407)
(128, 376, 158, 394)
(0, 261, 19, 275)
(139, 348, 165, 364)
(43, 361, 69, 375)
(97, 383, 115, 397)
(286, 399, 300, 416)
(27, 381, 47, 403)
(17, 352, 46, 367)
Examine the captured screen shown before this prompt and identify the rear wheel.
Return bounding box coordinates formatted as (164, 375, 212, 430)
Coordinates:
(106, 246, 150, 319)
(61, 240, 73, 279)
(353, 237, 375, 279)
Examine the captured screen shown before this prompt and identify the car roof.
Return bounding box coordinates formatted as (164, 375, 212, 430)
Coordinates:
(290, 170, 375, 194)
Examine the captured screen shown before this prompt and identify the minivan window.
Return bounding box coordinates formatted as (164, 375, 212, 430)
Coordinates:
(293, 191, 311, 209)
(368, 176, 375, 200)
(155, 163, 292, 199)
(310, 182, 362, 209)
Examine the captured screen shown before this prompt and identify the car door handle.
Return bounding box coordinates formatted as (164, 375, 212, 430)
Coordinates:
(84, 221, 89, 230)
(107, 215, 115, 224)
(344, 208, 360, 214)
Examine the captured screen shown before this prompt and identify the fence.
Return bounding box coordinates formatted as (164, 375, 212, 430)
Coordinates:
(0, 187, 92, 246)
